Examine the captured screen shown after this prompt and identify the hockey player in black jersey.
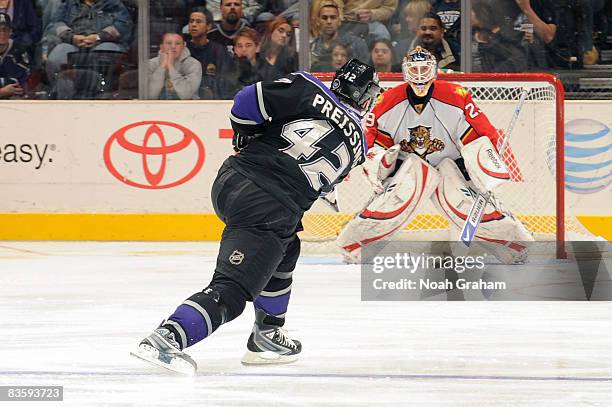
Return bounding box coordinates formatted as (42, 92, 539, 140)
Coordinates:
(131, 59, 381, 374)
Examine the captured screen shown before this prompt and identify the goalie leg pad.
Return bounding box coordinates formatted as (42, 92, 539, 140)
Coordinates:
(432, 158, 534, 264)
(337, 155, 440, 262)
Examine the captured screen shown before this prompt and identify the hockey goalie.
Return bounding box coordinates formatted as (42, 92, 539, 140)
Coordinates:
(336, 47, 534, 264)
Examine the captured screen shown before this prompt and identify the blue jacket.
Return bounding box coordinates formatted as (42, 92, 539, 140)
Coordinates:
(0, 40, 30, 90)
(50, 0, 133, 48)
(10, 0, 41, 50)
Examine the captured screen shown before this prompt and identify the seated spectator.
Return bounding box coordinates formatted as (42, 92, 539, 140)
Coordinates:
(311, 40, 351, 71)
(186, 7, 232, 99)
(409, 12, 458, 70)
(513, 0, 557, 68)
(204, 0, 262, 24)
(433, 0, 460, 54)
(392, 0, 432, 62)
(433, 0, 460, 31)
(310, 0, 369, 68)
(0, 0, 40, 58)
(149, 32, 201, 100)
(208, 0, 251, 51)
(342, 0, 397, 41)
(44, 0, 133, 86)
(225, 26, 285, 95)
(255, 0, 299, 25)
(370, 38, 399, 72)
(471, 0, 527, 72)
(0, 13, 29, 99)
(259, 16, 297, 77)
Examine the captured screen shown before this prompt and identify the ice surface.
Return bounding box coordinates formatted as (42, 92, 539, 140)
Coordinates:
(1, 242, 611, 406)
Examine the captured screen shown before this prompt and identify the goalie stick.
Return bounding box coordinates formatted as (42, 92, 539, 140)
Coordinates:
(460, 88, 529, 247)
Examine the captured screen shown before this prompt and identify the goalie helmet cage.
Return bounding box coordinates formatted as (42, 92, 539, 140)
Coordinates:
(302, 72, 585, 259)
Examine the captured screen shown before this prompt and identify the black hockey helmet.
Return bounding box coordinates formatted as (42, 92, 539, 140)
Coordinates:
(330, 58, 381, 114)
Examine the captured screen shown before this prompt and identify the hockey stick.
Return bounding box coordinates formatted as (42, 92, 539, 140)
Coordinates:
(459, 88, 529, 247)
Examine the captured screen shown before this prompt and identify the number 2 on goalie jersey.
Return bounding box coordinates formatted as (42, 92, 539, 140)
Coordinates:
(280, 119, 350, 191)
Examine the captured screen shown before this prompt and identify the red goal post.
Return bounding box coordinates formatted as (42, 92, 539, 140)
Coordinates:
(311, 72, 569, 259)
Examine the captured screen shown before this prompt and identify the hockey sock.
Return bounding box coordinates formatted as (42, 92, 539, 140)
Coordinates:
(162, 276, 249, 350)
(162, 291, 224, 350)
(254, 275, 292, 326)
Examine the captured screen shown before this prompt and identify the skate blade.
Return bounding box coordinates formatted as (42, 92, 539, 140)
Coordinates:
(130, 346, 197, 376)
(241, 350, 299, 366)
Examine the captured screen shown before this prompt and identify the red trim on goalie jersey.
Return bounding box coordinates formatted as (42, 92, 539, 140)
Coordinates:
(366, 126, 395, 149)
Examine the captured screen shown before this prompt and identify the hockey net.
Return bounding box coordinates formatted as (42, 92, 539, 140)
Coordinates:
(300, 73, 592, 258)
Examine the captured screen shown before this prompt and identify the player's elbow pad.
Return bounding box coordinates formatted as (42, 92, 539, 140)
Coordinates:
(462, 137, 511, 192)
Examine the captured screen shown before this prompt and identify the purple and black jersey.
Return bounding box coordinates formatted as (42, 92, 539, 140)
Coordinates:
(228, 71, 367, 213)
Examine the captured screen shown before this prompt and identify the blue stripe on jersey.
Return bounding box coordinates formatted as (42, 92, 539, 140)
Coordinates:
(294, 71, 368, 155)
(231, 84, 265, 125)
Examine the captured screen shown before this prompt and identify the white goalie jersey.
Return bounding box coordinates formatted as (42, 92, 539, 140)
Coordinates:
(365, 79, 501, 165)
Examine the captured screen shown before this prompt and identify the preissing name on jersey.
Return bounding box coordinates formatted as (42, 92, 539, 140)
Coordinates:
(312, 93, 363, 167)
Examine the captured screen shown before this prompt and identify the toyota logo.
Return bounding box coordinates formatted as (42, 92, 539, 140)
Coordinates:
(104, 121, 205, 189)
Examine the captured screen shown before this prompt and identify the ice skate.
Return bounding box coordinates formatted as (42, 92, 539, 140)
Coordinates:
(131, 327, 197, 375)
(241, 310, 302, 365)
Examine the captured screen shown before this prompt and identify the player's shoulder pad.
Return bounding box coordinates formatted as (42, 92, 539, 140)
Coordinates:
(432, 79, 470, 109)
(372, 82, 409, 116)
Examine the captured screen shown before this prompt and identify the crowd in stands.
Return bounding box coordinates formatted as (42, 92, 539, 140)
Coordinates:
(0, 0, 610, 100)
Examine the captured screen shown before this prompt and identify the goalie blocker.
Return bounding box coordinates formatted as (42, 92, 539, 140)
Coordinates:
(337, 137, 534, 264)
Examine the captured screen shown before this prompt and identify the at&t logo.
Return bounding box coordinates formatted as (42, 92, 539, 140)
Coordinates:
(104, 121, 205, 189)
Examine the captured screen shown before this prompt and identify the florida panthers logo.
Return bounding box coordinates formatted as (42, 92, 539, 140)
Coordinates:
(400, 126, 445, 159)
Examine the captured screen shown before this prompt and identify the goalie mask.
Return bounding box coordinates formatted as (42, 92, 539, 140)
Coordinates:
(402, 47, 437, 97)
(331, 58, 381, 116)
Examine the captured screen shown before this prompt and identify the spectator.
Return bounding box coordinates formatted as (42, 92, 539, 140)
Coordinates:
(433, 0, 460, 31)
(433, 0, 460, 54)
(259, 16, 297, 77)
(0, 0, 40, 57)
(205, 0, 262, 24)
(392, 0, 432, 62)
(311, 40, 351, 71)
(149, 32, 201, 100)
(44, 0, 133, 84)
(471, 0, 528, 72)
(370, 38, 399, 72)
(0, 13, 29, 99)
(225, 26, 283, 95)
(255, 0, 299, 25)
(208, 0, 251, 51)
(513, 0, 557, 68)
(409, 11, 458, 70)
(186, 7, 232, 99)
(342, 0, 397, 40)
(310, 0, 369, 68)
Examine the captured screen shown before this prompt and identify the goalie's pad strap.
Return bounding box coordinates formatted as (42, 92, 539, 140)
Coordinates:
(435, 188, 505, 223)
